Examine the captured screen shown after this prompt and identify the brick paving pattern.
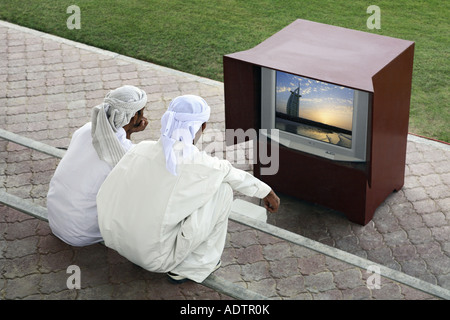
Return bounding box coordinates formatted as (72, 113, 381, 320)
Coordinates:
(266, 137, 450, 291)
(1, 21, 449, 300)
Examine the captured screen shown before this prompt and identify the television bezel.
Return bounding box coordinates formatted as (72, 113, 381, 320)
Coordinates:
(260, 67, 371, 162)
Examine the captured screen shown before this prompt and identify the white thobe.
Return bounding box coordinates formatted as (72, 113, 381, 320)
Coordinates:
(97, 139, 271, 282)
(47, 122, 133, 247)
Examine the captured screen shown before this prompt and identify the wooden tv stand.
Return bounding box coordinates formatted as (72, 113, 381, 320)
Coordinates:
(223, 19, 415, 225)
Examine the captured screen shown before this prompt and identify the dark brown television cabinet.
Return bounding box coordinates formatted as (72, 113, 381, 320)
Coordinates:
(223, 19, 415, 225)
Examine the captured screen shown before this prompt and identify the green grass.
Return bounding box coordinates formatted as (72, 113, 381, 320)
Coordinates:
(0, 0, 448, 142)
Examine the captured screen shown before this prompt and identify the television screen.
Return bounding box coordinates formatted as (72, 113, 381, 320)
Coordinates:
(261, 67, 370, 162)
(275, 71, 354, 149)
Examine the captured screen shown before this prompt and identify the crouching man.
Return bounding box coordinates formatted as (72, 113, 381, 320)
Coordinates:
(47, 85, 148, 246)
(97, 95, 280, 283)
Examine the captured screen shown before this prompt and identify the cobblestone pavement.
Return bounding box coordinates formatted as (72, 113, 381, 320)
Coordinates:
(264, 135, 450, 292)
(1, 20, 449, 300)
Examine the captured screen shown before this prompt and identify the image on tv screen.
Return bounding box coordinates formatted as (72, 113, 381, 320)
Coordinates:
(275, 71, 354, 149)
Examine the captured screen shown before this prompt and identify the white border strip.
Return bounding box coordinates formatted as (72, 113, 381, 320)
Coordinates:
(407, 134, 450, 152)
(0, 128, 66, 159)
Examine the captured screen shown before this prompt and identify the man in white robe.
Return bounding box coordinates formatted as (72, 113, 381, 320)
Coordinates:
(47, 85, 148, 246)
(97, 95, 280, 283)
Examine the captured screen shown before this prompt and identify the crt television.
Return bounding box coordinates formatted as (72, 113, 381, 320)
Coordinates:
(261, 67, 372, 162)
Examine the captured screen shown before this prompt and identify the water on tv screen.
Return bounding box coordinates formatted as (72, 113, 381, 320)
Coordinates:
(275, 71, 354, 149)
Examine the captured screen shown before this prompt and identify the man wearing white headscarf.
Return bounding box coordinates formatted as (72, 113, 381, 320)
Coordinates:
(47, 85, 148, 247)
(97, 95, 280, 283)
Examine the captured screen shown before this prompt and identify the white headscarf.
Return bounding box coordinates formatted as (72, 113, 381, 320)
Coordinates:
(161, 95, 211, 175)
(91, 85, 147, 167)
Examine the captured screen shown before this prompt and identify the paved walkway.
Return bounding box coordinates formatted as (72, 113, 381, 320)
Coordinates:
(1, 20, 449, 300)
